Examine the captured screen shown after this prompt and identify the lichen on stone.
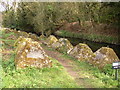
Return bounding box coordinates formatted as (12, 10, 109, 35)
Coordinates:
(56, 38, 73, 54)
(46, 35, 58, 46)
(39, 35, 46, 40)
(14, 37, 52, 69)
(51, 41, 61, 49)
(28, 33, 39, 41)
(17, 31, 29, 38)
(69, 43, 95, 62)
(93, 47, 119, 69)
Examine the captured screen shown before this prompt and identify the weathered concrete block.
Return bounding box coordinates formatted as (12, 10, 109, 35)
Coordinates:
(46, 35, 58, 46)
(69, 43, 95, 62)
(17, 31, 29, 38)
(93, 47, 119, 69)
(14, 37, 52, 69)
(55, 38, 73, 54)
(28, 33, 39, 41)
(39, 35, 46, 40)
(51, 41, 61, 49)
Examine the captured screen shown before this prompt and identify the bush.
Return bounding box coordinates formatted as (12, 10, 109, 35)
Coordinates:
(102, 64, 114, 76)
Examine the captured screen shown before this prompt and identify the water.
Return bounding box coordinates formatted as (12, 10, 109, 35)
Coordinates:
(55, 36, 120, 59)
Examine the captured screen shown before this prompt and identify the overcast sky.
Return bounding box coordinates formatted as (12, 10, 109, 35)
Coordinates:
(0, 5, 5, 12)
(0, 0, 14, 12)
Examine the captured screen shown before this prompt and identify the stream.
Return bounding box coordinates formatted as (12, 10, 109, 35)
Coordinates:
(21, 29, 120, 59)
(55, 35, 120, 59)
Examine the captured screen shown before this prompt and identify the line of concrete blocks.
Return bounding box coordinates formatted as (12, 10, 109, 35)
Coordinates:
(44, 35, 119, 69)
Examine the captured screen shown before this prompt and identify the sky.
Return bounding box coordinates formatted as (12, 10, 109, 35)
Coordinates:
(0, 0, 14, 12)
(0, 4, 5, 12)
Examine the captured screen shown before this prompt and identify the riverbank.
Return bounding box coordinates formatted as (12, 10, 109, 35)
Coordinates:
(42, 44, 118, 88)
(54, 30, 119, 45)
(1, 28, 81, 88)
(1, 28, 120, 88)
(54, 35, 120, 59)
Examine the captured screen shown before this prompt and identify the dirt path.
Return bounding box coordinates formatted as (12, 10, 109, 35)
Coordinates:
(42, 46, 95, 88)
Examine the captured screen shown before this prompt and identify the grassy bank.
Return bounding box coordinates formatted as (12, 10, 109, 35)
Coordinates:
(54, 30, 119, 45)
(2, 55, 80, 88)
(1, 28, 120, 88)
(60, 53, 119, 88)
(1, 29, 80, 88)
(42, 45, 119, 88)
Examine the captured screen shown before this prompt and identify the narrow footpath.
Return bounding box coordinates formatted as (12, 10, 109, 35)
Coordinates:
(42, 45, 96, 88)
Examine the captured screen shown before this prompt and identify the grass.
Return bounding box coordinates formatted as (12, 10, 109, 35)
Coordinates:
(42, 45, 119, 88)
(1, 29, 81, 88)
(2, 55, 80, 88)
(1, 28, 119, 88)
(0, 56, 2, 89)
(55, 30, 119, 45)
(0, 30, 16, 49)
(60, 53, 119, 88)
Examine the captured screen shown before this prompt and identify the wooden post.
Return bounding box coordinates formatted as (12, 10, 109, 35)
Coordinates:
(115, 69, 118, 80)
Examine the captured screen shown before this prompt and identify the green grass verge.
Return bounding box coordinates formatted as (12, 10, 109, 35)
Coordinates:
(60, 53, 119, 88)
(2, 54, 80, 88)
(41, 45, 119, 88)
(1, 28, 119, 88)
(0, 55, 2, 89)
(1, 29, 81, 88)
(55, 30, 119, 45)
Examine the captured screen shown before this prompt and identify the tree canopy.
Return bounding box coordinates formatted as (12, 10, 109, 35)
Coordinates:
(2, 2, 120, 36)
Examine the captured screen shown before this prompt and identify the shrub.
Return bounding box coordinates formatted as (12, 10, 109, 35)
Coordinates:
(102, 64, 114, 76)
